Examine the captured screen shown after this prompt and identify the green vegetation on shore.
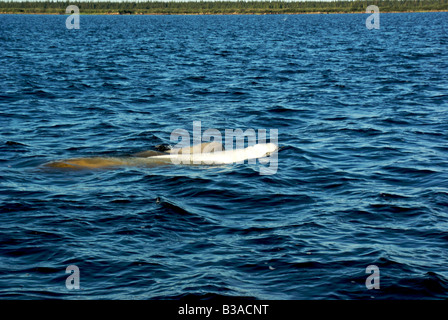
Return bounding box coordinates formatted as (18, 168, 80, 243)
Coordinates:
(0, 0, 447, 15)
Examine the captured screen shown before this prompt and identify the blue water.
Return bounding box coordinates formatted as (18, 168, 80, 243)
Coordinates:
(0, 12, 447, 299)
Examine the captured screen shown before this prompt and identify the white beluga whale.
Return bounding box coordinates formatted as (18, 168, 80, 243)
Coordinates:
(151, 142, 278, 165)
(45, 141, 278, 169)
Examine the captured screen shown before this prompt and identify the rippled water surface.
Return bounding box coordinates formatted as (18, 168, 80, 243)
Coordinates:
(1, 13, 448, 299)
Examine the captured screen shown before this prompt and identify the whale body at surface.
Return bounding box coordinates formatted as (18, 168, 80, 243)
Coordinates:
(44, 142, 278, 169)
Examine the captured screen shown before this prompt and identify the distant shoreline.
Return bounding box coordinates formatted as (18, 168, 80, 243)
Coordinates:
(1, 10, 447, 15)
(1, 0, 446, 16)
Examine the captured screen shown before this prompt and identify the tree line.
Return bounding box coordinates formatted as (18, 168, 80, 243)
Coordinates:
(0, 0, 447, 14)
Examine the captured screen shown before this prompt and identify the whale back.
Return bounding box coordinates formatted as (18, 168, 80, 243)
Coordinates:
(169, 141, 223, 155)
(151, 142, 278, 165)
